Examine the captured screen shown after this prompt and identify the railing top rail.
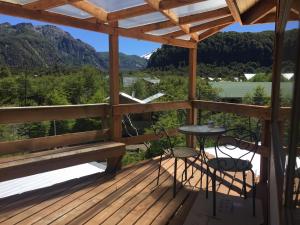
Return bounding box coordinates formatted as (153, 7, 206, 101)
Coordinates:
(192, 100, 271, 120)
(113, 100, 191, 115)
(0, 103, 111, 124)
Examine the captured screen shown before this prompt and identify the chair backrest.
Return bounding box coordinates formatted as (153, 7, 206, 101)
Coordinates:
(214, 127, 259, 165)
(153, 125, 174, 156)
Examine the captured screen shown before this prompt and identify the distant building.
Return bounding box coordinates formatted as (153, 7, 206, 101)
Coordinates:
(122, 76, 160, 87)
(244, 73, 256, 80)
(282, 73, 294, 80)
(108, 92, 165, 137)
(209, 81, 293, 101)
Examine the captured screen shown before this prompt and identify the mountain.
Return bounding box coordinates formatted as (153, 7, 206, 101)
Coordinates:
(147, 30, 298, 70)
(141, 49, 157, 60)
(0, 23, 147, 71)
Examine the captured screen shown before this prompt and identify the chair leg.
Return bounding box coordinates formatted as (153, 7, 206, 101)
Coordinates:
(242, 171, 247, 199)
(184, 158, 188, 181)
(200, 159, 203, 189)
(173, 158, 178, 198)
(213, 169, 217, 216)
(206, 165, 209, 199)
(295, 179, 300, 208)
(156, 154, 163, 186)
(251, 170, 256, 217)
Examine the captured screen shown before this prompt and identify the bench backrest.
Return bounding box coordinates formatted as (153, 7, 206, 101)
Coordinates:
(0, 104, 111, 155)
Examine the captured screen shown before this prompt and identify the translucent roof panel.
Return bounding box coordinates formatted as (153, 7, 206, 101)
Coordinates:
(197, 30, 208, 35)
(190, 15, 230, 27)
(119, 12, 167, 29)
(176, 35, 191, 41)
(88, 0, 146, 12)
(2, 0, 37, 4)
(47, 4, 92, 19)
(172, 0, 227, 17)
(146, 26, 181, 36)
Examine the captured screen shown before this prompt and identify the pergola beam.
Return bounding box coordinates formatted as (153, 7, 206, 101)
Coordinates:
(291, 1, 300, 15)
(146, 0, 199, 41)
(225, 0, 242, 24)
(256, 11, 299, 24)
(198, 24, 232, 42)
(179, 7, 231, 24)
(71, 0, 107, 22)
(164, 15, 233, 38)
(128, 7, 231, 33)
(242, 0, 276, 25)
(107, 0, 205, 22)
(24, 0, 80, 10)
(190, 15, 234, 33)
(0, 1, 196, 49)
(160, 0, 205, 10)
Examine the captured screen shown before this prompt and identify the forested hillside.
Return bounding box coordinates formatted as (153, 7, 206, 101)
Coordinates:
(0, 23, 147, 71)
(148, 30, 297, 74)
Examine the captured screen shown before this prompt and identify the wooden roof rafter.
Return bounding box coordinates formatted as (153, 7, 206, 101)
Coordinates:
(0, 0, 286, 48)
(163, 15, 234, 38)
(198, 23, 233, 41)
(242, 0, 276, 25)
(145, 0, 199, 41)
(87, 0, 207, 22)
(225, 0, 242, 24)
(24, 0, 80, 10)
(0, 1, 196, 49)
(128, 7, 231, 33)
(71, 0, 108, 22)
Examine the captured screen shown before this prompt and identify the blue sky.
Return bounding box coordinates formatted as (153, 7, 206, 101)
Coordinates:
(0, 15, 298, 56)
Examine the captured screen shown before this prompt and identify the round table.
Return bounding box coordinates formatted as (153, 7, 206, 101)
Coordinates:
(178, 125, 226, 189)
(178, 125, 226, 138)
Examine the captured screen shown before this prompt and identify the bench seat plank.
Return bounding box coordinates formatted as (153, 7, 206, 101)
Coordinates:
(0, 141, 125, 182)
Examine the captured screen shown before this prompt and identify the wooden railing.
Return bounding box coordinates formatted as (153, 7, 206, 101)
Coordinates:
(113, 101, 191, 145)
(0, 100, 292, 176)
(0, 103, 110, 155)
(0, 103, 110, 124)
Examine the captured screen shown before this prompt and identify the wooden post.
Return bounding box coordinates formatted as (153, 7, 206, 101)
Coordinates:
(107, 22, 123, 173)
(187, 46, 197, 147)
(260, 120, 270, 184)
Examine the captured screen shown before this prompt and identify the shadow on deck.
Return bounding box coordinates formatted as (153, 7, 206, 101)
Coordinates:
(0, 157, 264, 225)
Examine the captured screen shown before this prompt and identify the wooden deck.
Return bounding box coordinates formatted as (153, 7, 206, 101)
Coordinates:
(0, 157, 262, 225)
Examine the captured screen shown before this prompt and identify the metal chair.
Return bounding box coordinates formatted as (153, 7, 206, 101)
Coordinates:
(153, 126, 200, 198)
(205, 128, 258, 216)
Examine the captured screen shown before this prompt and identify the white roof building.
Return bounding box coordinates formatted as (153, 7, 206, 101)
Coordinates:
(282, 73, 294, 80)
(244, 73, 256, 80)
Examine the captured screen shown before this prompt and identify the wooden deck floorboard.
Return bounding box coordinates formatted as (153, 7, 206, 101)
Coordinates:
(0, 157, 260, 225)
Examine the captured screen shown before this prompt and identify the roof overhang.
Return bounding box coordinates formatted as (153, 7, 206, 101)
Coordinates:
(0, 0, 298, 48)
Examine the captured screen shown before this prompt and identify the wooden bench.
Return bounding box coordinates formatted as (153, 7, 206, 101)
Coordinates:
(0, 104, 125, 182)
(0, 141, 125, 182)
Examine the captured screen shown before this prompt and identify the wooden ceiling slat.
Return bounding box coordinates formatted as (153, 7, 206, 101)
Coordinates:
(256, 11, 298, 24)
(71, 0, 107, 22)
(291, 1, 300, 15)
(24, 0, 80, 10)
(0, 1, 196, 49)
(225, 0, 242, 24)
(242, 0, 276, 25)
